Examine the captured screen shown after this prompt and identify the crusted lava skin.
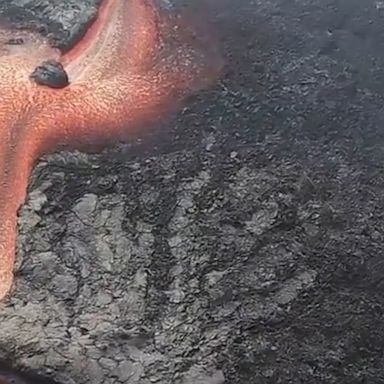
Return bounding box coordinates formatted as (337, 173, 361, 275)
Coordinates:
(0, 0, 222, 300)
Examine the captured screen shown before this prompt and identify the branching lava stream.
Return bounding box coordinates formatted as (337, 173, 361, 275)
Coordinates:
(0, 0, 222, 301)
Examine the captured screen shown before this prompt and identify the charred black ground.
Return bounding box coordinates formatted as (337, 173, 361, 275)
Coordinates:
(0, 0, 384, 383)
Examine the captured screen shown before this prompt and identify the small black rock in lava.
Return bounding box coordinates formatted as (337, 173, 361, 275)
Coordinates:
(30, 59, 69, 89)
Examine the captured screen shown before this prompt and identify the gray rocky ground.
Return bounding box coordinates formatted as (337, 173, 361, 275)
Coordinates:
(1, 0, 384, 383)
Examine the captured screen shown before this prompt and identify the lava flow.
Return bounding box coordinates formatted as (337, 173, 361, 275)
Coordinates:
(0, 0, 223, 300)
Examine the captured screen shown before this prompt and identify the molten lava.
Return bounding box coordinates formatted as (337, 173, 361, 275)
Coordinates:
(0, 0, 222, 300)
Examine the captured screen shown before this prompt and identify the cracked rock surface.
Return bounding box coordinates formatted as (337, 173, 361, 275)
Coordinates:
(2, 0, 384, 383)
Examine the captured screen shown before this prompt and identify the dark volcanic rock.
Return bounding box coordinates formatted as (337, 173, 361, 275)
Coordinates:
(0, 0, 101, 51)
(1, 0, 384, 383)
(30, 59, 69, 88)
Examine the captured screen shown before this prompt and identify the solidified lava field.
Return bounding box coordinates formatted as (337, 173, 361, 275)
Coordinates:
(1, 0, 384, 383)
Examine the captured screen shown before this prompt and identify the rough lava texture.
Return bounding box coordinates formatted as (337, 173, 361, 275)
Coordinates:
(1, 0, 384, 383)
(0, 0, 221, 302)
(0, 0, 102, 51)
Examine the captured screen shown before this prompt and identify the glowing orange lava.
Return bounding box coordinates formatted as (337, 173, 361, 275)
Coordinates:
(0, 0, 222, 300)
